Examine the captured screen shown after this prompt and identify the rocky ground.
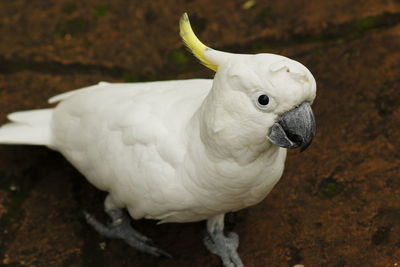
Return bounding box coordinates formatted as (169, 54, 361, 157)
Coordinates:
(0, 0, 400, 266)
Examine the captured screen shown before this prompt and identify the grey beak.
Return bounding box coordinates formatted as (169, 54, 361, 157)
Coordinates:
(268, 102, 316, 151)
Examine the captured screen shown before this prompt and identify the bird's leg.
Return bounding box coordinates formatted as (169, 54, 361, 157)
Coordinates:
(204, 214, 244, 267)
(83, 195, 171, 258)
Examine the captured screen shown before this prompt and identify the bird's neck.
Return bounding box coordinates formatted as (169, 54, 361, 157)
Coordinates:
(189, 83, 278, 165)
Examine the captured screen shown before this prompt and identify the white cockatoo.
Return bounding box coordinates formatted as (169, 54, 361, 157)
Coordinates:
(0, 13, 316, 267)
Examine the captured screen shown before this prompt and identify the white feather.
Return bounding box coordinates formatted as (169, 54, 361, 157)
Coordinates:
(0, 109, 52, 145)
(0, 53, 316, 224)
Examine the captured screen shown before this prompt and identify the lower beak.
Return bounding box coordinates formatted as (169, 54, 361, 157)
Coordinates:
(267, 102, 316, 151)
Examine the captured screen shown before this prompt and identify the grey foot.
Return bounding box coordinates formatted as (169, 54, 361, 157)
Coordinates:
(83, 209, 171, 258)
(204, 229, 244, 267)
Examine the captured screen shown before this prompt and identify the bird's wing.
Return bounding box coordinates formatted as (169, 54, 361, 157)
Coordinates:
(48, 82, 111, 104)
(50, 79, 213, 219)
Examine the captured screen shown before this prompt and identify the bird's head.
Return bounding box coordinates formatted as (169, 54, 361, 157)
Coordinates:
(180, 13, 316, 152)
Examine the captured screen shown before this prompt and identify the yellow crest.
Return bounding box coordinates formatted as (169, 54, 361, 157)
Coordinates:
(179, 13, 218, 72)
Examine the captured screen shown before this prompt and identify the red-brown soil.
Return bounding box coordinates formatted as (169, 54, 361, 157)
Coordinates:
(1, 1, 400, 266)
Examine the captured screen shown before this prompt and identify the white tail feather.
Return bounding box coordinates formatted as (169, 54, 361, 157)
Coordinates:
(0, 109, 53, 146)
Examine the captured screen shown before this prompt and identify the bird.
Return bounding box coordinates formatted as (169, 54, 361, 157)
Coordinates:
(0, 13, 316, 267)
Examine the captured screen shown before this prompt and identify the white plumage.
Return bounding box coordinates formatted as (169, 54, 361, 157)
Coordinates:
(1, 56, 314, 222)
(0, 14, 316, 266)
(0, 56, 315, 221)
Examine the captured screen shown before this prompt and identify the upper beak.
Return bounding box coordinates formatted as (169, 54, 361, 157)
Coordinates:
(267, 102, 316, 151)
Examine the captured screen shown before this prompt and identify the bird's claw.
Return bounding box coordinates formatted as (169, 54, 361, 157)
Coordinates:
(83, 210, 172, 258)
(204, 230, 243, 267)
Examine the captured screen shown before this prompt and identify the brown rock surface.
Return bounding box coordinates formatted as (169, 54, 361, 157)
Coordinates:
(0, 0, 400, 266)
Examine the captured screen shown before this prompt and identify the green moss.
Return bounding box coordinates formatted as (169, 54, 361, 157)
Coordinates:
(56, 18, 90, 36)
(257, 8, 272, 19)
(335, 38, 345, 44)
(82, 40, 92, 49)
(353, 16, 379, 34)
(62, 3, 77, 14)
(123, 74, 139, 83)
(250, 41, 274, 53)
(282, 12, 400, 47)
(317, 178, 344, 199)
(170, 50, 189, 65)
(93, 6, 110, 19)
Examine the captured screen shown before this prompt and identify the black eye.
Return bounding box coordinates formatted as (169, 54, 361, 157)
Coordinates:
(257, 94, 269, 106)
